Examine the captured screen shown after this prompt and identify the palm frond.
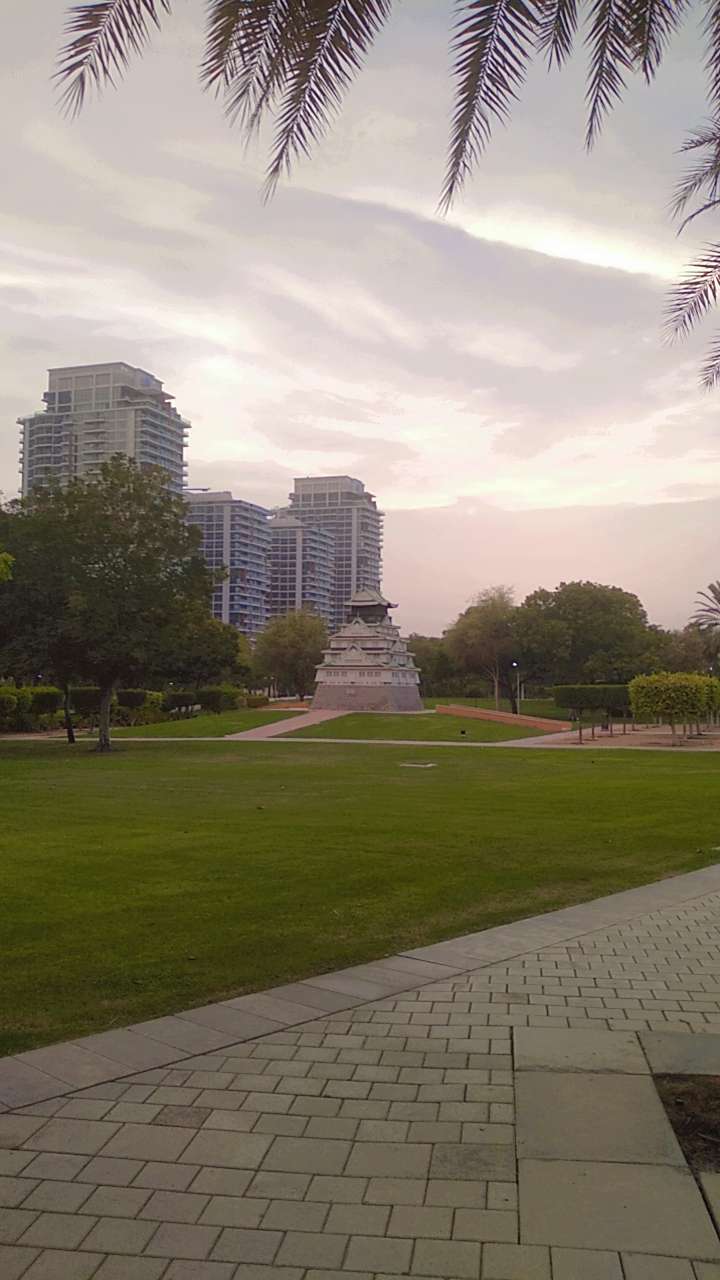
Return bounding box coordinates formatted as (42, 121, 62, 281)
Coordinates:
(698, 327, 720, 387)
(664, 242, 720, 343)
(670, 119, 720, 227)
(55, 0, 171, 114)
(623, 0, 686, 81)
(441, 0, 541, 211)
(692, 582, 720, 627)
(536, 0, 579, 68)
(201, 0, 297, 125)
(260, 0, 393, 195)
(705, 0, 720, 115)
(583, 0, 634, 147)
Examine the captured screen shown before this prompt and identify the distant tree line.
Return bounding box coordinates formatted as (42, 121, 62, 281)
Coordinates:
(409, 583, 720, 706)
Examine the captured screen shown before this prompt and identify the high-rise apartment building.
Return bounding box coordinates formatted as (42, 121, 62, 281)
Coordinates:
(269, 512, 335, 622)
(286, 476, 383, 630)
(18, 363, 189, 495)
(186, 492, 271, 641)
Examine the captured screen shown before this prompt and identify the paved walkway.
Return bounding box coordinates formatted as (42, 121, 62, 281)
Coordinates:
(225, 713, 350, 741)
(4, 868, 720, 1277)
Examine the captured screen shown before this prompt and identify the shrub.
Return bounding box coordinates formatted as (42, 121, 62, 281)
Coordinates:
(0, 688, 18, 732)
(197, 686, 242, 713)
(247, 694, 270, 708)
(163, 691, 197, 717)
(70, 687, 103, 730)
(116, 689, 147, 726)
(29, 688, 62, 716)
(135, 690, 166, 724)
(628, 672, 719, 745)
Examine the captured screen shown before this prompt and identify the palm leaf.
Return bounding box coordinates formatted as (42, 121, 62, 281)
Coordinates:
(583, 0, 634, 147)
(705, 0, 720, 115)
(692, 582, 720, 627)
(260, 0, 393, 195)
(670, 119, 720, 228)
(623, 0, 686, 81)
(664, 243, 720, 344)
(441, 0, 541, 211)
(55, 0, 172, 114)
(536, 0, 578, 69)
(201, 0, 299, 129)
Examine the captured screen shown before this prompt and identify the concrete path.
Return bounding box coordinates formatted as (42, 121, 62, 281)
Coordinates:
(4, 868, 720, 1276)
(224, 712, 350, 741)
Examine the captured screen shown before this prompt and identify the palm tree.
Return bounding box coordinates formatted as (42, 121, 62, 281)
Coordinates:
(692, 582, 720, 630)
(54, 0, 720, 379)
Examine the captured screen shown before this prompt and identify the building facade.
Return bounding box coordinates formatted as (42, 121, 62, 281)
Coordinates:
(269, 513, 335, 622)
(186, 492, 271, 641)
(18, 363, 189, 495)
(286, 476, 383, 631)
(313, 588, 423, 711)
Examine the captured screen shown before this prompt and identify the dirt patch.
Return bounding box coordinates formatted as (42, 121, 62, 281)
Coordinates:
(655, 1074, 720, 1172)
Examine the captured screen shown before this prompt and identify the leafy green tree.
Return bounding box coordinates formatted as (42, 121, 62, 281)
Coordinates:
(513, 581, 649, 687)
(0, 457, 215, 750)
(641, 624, 712, 675)
(164, 606, 252, 689)
(55, 0, 720, 379)
(443, 586, 517, 710)
(629, 672, 715, 745)
(0, 552, 12, 582)
(253, 608, 327, 699)
(406, 635, 458, 697)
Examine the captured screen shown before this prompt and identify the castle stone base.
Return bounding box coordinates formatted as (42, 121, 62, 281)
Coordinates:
(312, 684, 424, 712)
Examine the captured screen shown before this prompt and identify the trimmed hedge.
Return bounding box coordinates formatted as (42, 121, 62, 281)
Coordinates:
(247, 694, 270, 708)
(553, 685, 630, 714)
(116, 689, 147, 710)
(70, 688, 102, 716)
(197, 686, 242, 714)
(629, 673, 720, 743)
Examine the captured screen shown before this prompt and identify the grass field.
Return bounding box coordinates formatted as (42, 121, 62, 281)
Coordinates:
(425, 696, 570, 720)
(284, 712, 544, 741)
(2, 738, 719, 1056)
(110, 709, 303, 738)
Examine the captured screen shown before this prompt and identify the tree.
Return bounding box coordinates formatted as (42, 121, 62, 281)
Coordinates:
(0, 552, 12, 582)
(629, 671, 716, 745)
(406, 635, 458, 697)
(513, 581, 649, 687)
(164, 606, 252, 689)
(253, 609, 327, 699)
(55, 0, 720, 379)
(0, 457, 216, 750)
(692, 582, 720, 631)
(443, 586, 517, 710)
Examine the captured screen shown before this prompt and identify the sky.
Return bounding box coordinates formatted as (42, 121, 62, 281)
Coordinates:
(2, 0, 720, 634)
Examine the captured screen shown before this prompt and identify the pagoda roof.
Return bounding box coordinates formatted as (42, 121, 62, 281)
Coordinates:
(345, 586, 397, 610)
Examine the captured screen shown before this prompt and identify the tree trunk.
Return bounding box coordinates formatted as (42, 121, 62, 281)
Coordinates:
(670, 718, 678, 746)
(62, 683, 75, 745)
(95, 684, 114, 752)
(578, 709, 583, 744)
(492, 670, 500, 711)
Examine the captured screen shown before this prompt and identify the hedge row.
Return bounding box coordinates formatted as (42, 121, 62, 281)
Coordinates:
(553, 685, 631, 714)
(0, 685, 271, 731)
(629, 673, 720, 739)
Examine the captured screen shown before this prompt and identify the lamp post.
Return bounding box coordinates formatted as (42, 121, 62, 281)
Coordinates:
(511, 661, 520, 710)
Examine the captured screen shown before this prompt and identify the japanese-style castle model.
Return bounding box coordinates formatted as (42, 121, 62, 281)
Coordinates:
(312, 588, 423, 712)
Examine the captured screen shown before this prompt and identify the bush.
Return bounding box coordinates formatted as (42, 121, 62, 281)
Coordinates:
(163, 691, 197, 717)
(29, 688, 62, 716)
(116, 689, 147, 727)
(198, 686, 242, 713)
(135, 690, 166, 724)
(70, 687, 102, 716)
(247, 694, 270, 708)
(628, 672, 720, 743)
(0, 688, 18, 732)
(553, 684, 630, 714)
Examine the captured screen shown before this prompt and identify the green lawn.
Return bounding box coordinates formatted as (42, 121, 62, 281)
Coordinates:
(2, 738, 720, 1055)
(110, 709, 303, 738)
(283, 712, 544, 741)
(425, 696, 571, 721)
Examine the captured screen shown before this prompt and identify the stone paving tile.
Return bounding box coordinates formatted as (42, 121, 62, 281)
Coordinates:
(6, 883, 720, 1276)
